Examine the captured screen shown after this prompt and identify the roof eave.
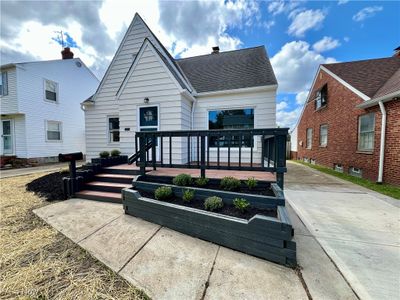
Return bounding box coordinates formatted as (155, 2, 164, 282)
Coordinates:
(195, 84, 278, 98)
(357, 91, 400, 108)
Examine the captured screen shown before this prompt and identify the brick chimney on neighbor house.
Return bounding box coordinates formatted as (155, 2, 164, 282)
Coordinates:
(212, 46, 220, 54)
(61, 47, 74, 59)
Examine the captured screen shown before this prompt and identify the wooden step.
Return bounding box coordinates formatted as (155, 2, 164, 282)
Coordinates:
(84, 181, 131, 193)
(102, 165, 140, 175)
(75, 190, 122, 203)
(94, 173, 134, 184)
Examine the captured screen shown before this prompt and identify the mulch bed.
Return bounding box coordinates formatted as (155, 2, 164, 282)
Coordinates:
(26, 171, 66, 201)
(137, 189, 277, 220)
(141, 176, 276, 196)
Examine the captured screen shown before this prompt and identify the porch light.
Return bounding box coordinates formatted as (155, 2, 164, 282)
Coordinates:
(144, 97, 149, 104)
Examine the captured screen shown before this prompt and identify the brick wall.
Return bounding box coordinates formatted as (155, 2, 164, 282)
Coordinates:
(297, 69, 400, 186)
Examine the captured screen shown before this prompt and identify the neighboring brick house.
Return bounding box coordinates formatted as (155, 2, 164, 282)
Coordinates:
(292, 55, 400, 186)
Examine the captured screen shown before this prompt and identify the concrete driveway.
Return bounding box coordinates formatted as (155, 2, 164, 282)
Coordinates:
(285, 161, 400, 300)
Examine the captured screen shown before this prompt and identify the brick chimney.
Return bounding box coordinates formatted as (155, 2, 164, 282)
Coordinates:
(212, 46, 220, 54)
(61, 47, 74, 59)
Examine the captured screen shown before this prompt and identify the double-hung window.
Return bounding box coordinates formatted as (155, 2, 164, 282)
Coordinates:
(358, 113, 375, 152)
(319, 124, 328, 147)
(315, 84, 328, 110)
(306, 128, 313, 149)
(0, 72, 8, 96)
(208, 108, 254, 147)
(108, 117, 120, 143)
(46, 121, 62, 141)
(45, 79, 58, 102)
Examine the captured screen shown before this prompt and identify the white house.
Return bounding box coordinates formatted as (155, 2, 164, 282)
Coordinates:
(0, 50, 99, 165)
(82, 13, 277, 163)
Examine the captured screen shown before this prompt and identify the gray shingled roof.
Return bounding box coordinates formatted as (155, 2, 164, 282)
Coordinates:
(176, 46, 277, 93)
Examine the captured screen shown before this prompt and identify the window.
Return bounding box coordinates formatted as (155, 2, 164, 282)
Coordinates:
(306, 128, 313, 149)
(358, 113, 375, 151)
(108, 117, 120, 143)
(46, 121, 62, 141)
(139, 106, 158, 127)
(0, 72, 8, 96)
(315, 84, 327, 110)
(319, 124, 328, 146)
(44, 79, 58, 101)
(208, 108, 254, 147)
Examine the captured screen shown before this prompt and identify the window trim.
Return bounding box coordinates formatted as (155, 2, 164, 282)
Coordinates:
(45, 120, 62, 142)
(137, 104, 160, 131)
(357, 113, 375, 152)
(107, 115, 120, 144)
(315, 84, 328, 110)
(43, 78, 59, 103)
(306, 128, 313, 149)
(206, 106, 256, 150)
(1, 71, 8, 96)
(319, 124, 328, 147)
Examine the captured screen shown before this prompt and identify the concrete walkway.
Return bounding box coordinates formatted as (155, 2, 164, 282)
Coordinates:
(285, 161, 400, 300)
(34, 198, 308, 300)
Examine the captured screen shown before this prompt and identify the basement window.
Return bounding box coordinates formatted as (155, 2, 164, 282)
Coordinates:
(334, 164, 343, 173)
(315, 84, 327, 110)
(44, 79, 58, 102)
(349, 167, 362, 178)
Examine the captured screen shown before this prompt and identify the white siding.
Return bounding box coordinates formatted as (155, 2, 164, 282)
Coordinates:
(193, 89, 276, 163)
(290, 126, 298, 152)
(16, 59, 98, 158)
(0, 67, 18, 114)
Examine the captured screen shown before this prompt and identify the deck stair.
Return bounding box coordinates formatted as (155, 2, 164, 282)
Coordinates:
(75, 165, 139, 203)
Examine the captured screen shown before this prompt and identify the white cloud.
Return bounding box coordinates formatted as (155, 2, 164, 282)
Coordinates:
(263, 20, 275, 32)
(267, 0, 300, 16)
(353, 6, 383, 22)
(277, 101, 288, 111)
(288, 9, 326, 37)
(313, 36, 341, 52)
(271, 40, 336, 93)
(338, 0, 349, 5)
(276, 107, 302, 129)
(295, 91, 309, 105)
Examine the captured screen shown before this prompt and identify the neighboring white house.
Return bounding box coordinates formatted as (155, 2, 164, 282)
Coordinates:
(0, 50, 99, 164)
(82, 13, 278, 163)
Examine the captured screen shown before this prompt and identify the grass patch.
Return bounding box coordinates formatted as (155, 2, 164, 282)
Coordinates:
(294, 161, 400, 200)
(0, 172, 149, 299)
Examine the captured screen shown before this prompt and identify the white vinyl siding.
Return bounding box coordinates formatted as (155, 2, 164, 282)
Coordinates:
(1, 72, 8, 96)
(306, 128, 313, 149)
(358, 113, 375, 152)
(319, 124, 328, 147)
(0, 68, 18, 114)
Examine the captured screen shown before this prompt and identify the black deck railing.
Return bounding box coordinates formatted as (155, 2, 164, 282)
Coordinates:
(135, 128, 288, 188)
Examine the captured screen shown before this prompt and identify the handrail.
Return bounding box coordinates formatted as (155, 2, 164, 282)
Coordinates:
(135, 128, 288, 188)
(128, 140, 153, 165)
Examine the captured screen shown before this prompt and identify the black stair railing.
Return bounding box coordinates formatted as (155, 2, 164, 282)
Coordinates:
(128, 140, 153, 165)
(135, 128, 288, 188)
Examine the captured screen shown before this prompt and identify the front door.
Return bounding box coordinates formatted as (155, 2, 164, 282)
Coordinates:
(138, 106, 159, 160)
(1, 120, 13, 155)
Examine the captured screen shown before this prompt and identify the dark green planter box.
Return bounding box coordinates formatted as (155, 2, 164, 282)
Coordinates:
(91, 155, 128, 167)
(122, 179, 296, 267)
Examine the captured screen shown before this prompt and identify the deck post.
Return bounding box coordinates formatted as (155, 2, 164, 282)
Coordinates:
(200, 135, 206, 178)
(139, 135, 146, 176)
(275, 134, 286, 189)
(151, 134, 156, 170)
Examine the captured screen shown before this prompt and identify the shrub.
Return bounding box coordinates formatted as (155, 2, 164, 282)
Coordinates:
(154, 186, 173, 201)
(245, 177, 258, 190)
(110, 149, 121, 157)
(172, 173, 192, 186)
(182, 189, 195, 202)
(195, 177, 209, 187)
(204, 196, 224, 211)
(233, 198, 250, 213)
(99, 151, 110, 158)
(220, 176, 241, 191)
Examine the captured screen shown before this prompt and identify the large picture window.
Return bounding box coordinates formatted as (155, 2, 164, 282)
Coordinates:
(208, 108, 254, 147)
(108, 117, 120, 143)
(45, 79, 58, 102)
(46, 121, 62, 141)
(358, 113, 375, 151)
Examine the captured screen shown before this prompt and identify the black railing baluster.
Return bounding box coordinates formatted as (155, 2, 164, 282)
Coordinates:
(160, 135, 163, 167)
(139, 135, 146, 176)
(197, 135, 200, 167)
(187, 133, 191, 166)
(200, 135, 206, 178)
(217, 133, 220, 168)
(250, 133, 253, 168)
(151, 134, 156, 170)
(261, 135, 265, 169)
(207, 135, 210, 167)
(239, 134, 242, 169)
(169, 135, 172, 167)
(228, 134, 231, 169)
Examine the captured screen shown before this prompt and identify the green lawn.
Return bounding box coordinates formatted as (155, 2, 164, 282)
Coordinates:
(294, 161, 400, 200)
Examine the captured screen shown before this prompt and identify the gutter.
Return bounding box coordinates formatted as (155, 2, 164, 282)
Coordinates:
(377, 101, 387, 183)
(357, 91, 400, 109)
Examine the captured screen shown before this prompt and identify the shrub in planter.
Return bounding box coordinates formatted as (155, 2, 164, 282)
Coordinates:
(195, 177, 209, 187)
(110, 149, 121, 157)
(182, 189, 195, 203)
(233, 198, 250, 213)
(245, 177, 258, 190)
(172, 173, 192, 186)
(220, 176, 241, 191)
(204, 196, 224, 211)
(99, 151, 110, 158)
(154, 186, 173, 201)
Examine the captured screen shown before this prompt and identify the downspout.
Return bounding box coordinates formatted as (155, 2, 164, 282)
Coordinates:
(377, 100, 386, 183)
(191, 98, 197, 130)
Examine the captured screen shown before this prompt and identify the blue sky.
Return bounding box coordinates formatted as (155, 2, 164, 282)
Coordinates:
(1, 0, 399, 129)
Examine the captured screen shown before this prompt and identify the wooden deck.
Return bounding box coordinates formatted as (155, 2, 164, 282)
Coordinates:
(105, 164, 276, 182)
